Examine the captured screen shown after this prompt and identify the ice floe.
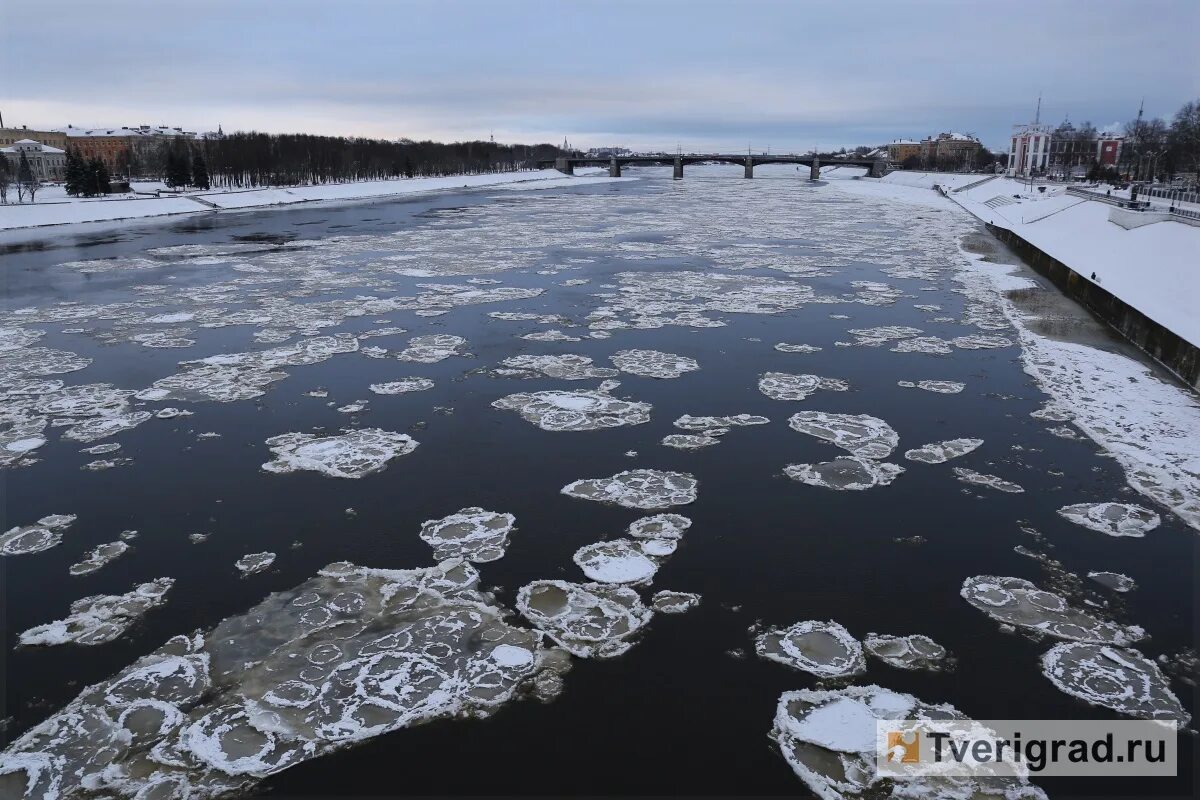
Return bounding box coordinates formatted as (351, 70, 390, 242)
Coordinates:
(627, 513, 692, 540)
(572, 539, 662, 584)
(783, 457, 904, 490)
(758, 373, 849, 401)
(1088, 571, 1137, 593)
(262, 428, 419, 479)
(952, 467, 1024, 493)
(787, 411, 898, 460)
(904, 438, 983, 464)
(394, 334, 467, 363)
(0, 560, 570, 797)
(754, 620, 866, 678)
(952, 333, 1013, 350)
(1057, 502, 1160, 538)
(561, 469, 697, 509)
(235, 552, 276, 576)
(771, 685, 1047, 800)
(368, 378, 435, 394)
(897, 379, 965, 394)
(19, 578, 173, 646)
(610, 349, 699, 379)
(774, 343, 821, 353)
(863, 633, 952, 672)
(68, 541, 130, 576)
(520, 329, 580, 342)
(516, 579, 651, 658)
(1041, 643, 1189, 724)
(662, 432, 723, 449)
(494, 354, 617, 381)
(673, 414, 769, 430)
(651, 591, 701, 614)
(960, 575, 1143, 645)
(492, 383, 649, 431)
(1, 514, 76, 556)
(418, 507, 516, 563)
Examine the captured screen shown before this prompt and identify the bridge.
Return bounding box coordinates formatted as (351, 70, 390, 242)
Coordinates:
(538, 154, 888, 180)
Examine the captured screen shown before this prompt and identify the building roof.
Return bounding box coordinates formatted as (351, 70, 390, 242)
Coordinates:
(57, 125, 200, 139)
(4, 140, 65, 154)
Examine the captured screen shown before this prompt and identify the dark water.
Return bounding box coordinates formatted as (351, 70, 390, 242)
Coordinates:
(2, 169, 1196, 798)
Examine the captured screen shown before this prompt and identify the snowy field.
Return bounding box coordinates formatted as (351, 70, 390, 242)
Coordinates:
(1, 166, 1195, 798)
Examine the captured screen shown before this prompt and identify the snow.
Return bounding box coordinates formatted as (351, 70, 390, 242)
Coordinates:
(0, 170, 618, 232)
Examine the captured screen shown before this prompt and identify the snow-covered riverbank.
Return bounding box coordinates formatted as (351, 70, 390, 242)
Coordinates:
(0, 170, 626, 232)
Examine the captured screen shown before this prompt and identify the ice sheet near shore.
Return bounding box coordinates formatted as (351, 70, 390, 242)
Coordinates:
(0, 561, 573, 798)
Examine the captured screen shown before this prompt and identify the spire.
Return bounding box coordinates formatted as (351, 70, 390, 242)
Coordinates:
(1034, 93, 1042, 125)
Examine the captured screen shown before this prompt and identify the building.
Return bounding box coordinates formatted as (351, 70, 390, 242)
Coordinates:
(1007, 123, 1052, 177)
(919, 132, 983, 170)
(0, 126, 68, 150)
(886, 139, 921, 164)
(1, 139, 67, 181)
(53, 125, 206, 177)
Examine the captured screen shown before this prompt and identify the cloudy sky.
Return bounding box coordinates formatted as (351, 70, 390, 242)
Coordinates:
(3, 0, 1196, 151)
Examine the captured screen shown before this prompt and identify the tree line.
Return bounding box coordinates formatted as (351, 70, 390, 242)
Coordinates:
(181, 133, 567, 190)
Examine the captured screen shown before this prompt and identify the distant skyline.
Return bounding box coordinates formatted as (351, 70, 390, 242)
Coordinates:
(2, 0, 1197, 152)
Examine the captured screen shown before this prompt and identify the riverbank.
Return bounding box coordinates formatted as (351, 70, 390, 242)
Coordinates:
(0, 169, 625, 232)
(835, 171, 1200, 386)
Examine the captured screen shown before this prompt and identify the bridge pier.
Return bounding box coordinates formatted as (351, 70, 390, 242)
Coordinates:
(869, 158, 887, 178)
(554, 157, 574, 176)
(609, 157, 621, 178)
(744, 157, 754, 179)
(673, 157, 683, 180)
(809, 157, 821, 181)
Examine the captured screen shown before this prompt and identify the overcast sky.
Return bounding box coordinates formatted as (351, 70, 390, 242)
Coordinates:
(3, 0, 1197, 151)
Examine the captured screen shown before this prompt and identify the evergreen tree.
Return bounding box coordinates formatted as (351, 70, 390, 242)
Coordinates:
(165, 142, 192, 188)
(0, 156, 10, 204)
(94, 159, 111, 195)
(84, 157, 106, 196)
(64, 149, 87, 196)
(191, 153, 210, 189)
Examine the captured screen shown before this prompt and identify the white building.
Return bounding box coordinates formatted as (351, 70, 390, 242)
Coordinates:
(1, 139, 66, 182)
(1007, 123, 1052, 177)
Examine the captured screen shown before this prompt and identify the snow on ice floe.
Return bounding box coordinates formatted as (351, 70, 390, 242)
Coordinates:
(68, 541, 130, 576)
(758, 372, 849, 402)
(0, 514, 76, 556)
(395, 334, 467, 363)
(771, 685, 1047, 800)
(674, 414, 769, 430)
(368, 377, 435, 394)
(774, 343, 821, 353)
(610, 349, 699, 379)
(662, 432, 723, 450)
(1041, 643, 1189, 724)
(1057, 502, 1160, 538)
(235, 552, 276, 576)
(561, 469, 697, 509)
(572, 539, 663, 584)
(0, 560, 571, 798)
(843, 326, 924, 347)
(516, 579, 651, 658)
(863, 633, 952, 672)
(1030, 401, 1073, 422)
(262, 428, 419, 479)
(19, 578, 173, 646)
(961, 575, 1143, 645)
(904, 438, 983, 464)
(787, 411, 898, 460)
(783, 457, 904, 490)
(651, 591, 700, 614)
(493, 354, 617, 380)
(952, 467, 1024, 493)
(755, 620, 866, 678)
(418, 507, 516, 563)
(492, 382, 649, 432)
(890, 336, 953, 355)
(1088, 571, 1137, 593)
(897, 379, 965, 394)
